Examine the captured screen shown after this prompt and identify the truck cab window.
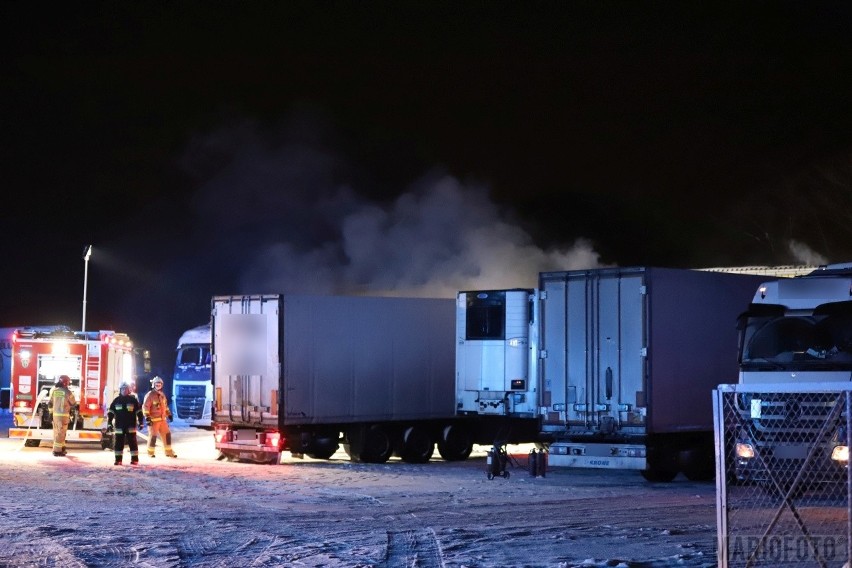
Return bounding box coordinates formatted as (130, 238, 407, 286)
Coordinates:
(179, 347, 203, 366)
(745, 317, 816, 360)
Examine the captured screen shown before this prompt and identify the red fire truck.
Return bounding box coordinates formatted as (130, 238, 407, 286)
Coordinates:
(9, 327, 137, 448)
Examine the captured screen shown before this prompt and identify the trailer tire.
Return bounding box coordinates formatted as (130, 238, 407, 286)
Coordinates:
(347, 425, 393, 463)
(437, 425, 473, 461)
(306, 436, 339, 460)
(400, 426, 434, 464)
(641, 468, 678, 483)
(24, 439, 40, 447)
(680, 448, 715, 482)
(363, 425, 393, 463)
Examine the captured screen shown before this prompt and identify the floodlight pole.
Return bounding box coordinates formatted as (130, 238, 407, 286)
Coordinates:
(82, 245, 92, 333)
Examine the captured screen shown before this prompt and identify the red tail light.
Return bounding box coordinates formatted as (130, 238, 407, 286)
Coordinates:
(214, 427, 233, 443)
(265, 432, 281, 449)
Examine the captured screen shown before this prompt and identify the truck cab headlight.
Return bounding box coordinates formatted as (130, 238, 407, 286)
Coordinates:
(831, 445, 849, 462)
(736, 442, 755, 459)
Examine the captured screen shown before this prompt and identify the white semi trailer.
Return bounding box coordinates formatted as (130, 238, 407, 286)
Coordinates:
(457, 267, 767, 481)
(211, 294, 539, 464)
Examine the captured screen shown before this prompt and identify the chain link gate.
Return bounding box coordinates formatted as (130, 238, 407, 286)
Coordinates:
(714, 384, 852, 567)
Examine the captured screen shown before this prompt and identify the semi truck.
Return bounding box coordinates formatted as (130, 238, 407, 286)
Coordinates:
(9, 327, 138, 448)
(211, 294, 539, 464)
(728, 263, 852, 487)
(457, 267, 768, 481)
(172, 323, 212, 428)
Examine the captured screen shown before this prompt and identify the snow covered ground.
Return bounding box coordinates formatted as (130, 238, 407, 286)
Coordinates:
(0, 416, 717, 567)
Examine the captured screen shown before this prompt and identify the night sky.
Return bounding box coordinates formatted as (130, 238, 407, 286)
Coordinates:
(4, 3, 852, 373)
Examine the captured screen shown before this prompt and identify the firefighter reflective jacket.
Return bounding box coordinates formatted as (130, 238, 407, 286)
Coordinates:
(108, 394, 144, 431)
(50, 385, 77, 418)
(143, 389, 172, 422)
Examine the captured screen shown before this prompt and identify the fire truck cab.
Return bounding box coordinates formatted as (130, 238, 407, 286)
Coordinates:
(9, 327, 137, 448)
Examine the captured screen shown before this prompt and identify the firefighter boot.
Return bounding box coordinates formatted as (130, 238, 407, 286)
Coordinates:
(148, 435, 157, 457)
(114, 457, 122, 466)
(165, 433, 177, 458)
(131, 456, 139, 465)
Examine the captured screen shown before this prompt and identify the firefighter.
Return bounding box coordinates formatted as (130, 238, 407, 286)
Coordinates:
(142, 376, 177, 458)
(107, 382, 144, 465)
(50, 374, 77, 456)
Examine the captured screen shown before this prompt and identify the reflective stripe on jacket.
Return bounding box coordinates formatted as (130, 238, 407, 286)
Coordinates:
(50, 386, 76, 417)
(143, 389, 171, 420)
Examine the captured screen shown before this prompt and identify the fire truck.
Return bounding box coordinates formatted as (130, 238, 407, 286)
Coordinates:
(9, 327, 137, 449)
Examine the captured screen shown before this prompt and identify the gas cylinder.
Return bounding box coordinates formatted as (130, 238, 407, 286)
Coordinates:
(528, 448, 538, 477)
(536, 449, 548, 478)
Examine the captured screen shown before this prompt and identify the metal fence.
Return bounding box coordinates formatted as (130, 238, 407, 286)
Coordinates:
(713, 384, 852, 567)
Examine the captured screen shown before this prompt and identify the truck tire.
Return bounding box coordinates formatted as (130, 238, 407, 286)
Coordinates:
(306, 436, 339, 460)
(642, 447, 679, 482)
(641, 468, 678, 483)
(437, 424, 473, 461)
(346, 425, 393, 463)
(399, 426, 434, 464)
(680, 448, 715, 482)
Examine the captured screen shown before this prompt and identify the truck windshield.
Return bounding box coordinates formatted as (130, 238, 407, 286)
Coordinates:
(177, 346, 210, 367)
(741, 308, 852, 367)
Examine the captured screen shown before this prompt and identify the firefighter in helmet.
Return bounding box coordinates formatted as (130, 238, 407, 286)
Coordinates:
(142, 376, 177, 458)
(50, 374, 77, 456)
(107, 382, 144, 465)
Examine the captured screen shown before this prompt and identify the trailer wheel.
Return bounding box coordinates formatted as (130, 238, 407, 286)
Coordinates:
(680, 448, 715, 482)
(306, 436, 339, 460)
(360, 425, 393, 463)
(640, 468, 678, 482)
(400, 426, 434, 464)
(24, 439, 40, 447)
(345, 425, 393, 463)
(437, 424, 473, 461)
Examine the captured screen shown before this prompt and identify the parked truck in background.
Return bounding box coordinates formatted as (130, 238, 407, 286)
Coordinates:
(9, 327, 138, 448)
(458, 267, 768, 481)
(730, 262, 852, 487)
(212, 294, 539, 464)
(172, 323, 212, 428)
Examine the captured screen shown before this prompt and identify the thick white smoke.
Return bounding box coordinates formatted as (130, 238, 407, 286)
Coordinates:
(242, 175, 603, 297)
(188, 117, 604, 299)
(787, 239, 828, 266)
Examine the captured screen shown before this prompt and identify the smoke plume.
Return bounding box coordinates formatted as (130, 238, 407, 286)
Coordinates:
(187, 117, 604, 299)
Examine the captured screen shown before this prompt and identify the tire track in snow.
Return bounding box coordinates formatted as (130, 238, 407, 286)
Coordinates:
(384, 528, 444, 568)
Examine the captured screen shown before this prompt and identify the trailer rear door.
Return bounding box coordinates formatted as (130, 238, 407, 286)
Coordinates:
(212, 294, 281, 428)
(541, 268, 647, 430)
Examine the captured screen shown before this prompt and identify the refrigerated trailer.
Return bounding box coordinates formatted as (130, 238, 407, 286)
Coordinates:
(457, 267, 768, 481)
(211, 294, 539, 464)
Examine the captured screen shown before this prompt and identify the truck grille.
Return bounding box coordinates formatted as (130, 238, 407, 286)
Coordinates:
(175, 385, 207, 419)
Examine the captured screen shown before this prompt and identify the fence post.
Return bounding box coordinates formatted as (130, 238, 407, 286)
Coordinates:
(847, 390, 851, 567)
(713, 386, 728, 568)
